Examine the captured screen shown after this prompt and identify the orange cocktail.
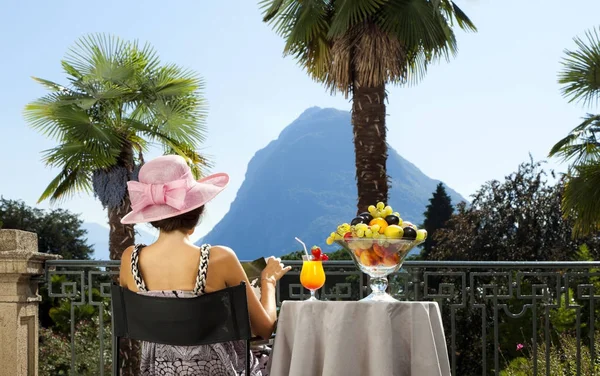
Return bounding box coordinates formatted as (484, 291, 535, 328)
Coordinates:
(300, 255, 326, 301)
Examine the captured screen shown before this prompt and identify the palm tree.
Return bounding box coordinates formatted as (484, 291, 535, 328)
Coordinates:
(24, 34, 209, 375)
(260, 0, 475, 213)
(549, 27, 600, 236)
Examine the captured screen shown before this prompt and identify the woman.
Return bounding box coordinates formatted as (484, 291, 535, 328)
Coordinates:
(118, 155, 291, 375)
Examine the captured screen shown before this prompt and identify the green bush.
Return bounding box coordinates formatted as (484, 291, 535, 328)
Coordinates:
(39, 316, 113, 376)
(501, 331, 600, 376)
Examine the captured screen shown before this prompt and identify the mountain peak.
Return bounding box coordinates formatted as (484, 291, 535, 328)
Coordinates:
(199, 108, 465, 259)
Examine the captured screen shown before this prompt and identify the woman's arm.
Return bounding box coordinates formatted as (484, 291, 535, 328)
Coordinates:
(216, 246, 289, 339)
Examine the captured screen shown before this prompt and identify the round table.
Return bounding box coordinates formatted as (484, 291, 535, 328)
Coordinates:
(268, 300, 451, 376)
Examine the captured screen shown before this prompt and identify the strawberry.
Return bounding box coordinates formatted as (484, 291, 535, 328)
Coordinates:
(321, 254, 329, 261)
(343, 232, 353, 240)
(311, 246, 322, 260)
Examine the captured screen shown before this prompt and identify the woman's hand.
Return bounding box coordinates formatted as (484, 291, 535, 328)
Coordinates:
(261, 257, 292, 285)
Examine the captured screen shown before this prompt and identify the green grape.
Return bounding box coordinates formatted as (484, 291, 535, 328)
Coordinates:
(337, 223, 351, 236)
(355, 223, 368, 229)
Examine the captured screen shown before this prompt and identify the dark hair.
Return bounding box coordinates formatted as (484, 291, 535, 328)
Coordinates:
(150, 206, 205, 233)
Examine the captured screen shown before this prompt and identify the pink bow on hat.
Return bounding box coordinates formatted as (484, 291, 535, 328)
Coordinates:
(127, 179, 191, 212)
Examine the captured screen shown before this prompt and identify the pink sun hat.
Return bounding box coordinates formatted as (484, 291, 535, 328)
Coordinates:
(120, 155, 229, 224)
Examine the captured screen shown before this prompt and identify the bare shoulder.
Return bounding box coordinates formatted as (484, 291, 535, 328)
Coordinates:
(208, 245, 238, 262)
(208, 245, 245, 271)
(121, 246, 135, 264)
(208, 245, 245, 287)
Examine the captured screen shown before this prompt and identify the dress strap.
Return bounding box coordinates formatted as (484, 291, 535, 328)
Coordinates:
(130, 244, 148, 292)
(193, 244, 210, 295)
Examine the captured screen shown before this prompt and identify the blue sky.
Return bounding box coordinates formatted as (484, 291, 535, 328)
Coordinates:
(1, 0, 598, 242)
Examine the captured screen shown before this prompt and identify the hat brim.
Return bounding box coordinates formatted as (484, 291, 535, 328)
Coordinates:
(120, 173, 229, 225)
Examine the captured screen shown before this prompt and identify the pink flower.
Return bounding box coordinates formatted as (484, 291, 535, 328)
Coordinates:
(516, 343, 524, 351)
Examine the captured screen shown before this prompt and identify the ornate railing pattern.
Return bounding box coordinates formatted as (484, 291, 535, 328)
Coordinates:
(44, 260, 600, 376)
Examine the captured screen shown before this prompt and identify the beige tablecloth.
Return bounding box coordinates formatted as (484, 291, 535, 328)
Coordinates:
(268, 301, 450, 376)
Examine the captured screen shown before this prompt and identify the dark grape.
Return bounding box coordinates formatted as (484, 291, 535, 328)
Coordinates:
(385, 215, 400, 225)
(403, 227, 417, 240)
(351, 216, 368, 226)
(359, 212, 373, 223)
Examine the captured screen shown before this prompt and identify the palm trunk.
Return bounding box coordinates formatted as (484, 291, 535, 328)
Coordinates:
(351, 82, 389, 215)
(108, 143, 139, 375)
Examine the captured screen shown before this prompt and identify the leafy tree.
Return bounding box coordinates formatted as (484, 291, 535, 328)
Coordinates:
(0, 198, 102, 345)
(429, 160, 600, 262)
(24, 34, 210, 262)
(420, 182, 453, 259)
(0, 197, 93, 259)
(24, 35, 210, 375)
(549, 27, 600, 236)
(423, 160, 600, 374)
(260, 0, 476, 213)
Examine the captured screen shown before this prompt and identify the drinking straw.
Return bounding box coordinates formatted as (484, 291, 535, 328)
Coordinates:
(294, 237, 310, 258)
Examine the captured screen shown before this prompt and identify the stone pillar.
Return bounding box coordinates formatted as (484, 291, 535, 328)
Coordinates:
(0, 229, 59, 376)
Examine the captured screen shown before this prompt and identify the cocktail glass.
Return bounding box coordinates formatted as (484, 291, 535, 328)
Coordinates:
(300, 255, 326, 301)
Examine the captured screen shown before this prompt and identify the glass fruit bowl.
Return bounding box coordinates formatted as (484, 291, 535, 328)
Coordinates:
(335, 237, 424, 302)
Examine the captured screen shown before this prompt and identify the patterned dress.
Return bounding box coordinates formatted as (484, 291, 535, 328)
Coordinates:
(131, 244, 268, 376)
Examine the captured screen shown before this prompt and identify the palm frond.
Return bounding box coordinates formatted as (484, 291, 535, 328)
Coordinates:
(31, 77, 68, 92)
(328, 0, 386, 38)
(131, 95, 207, 145)
(283, 0, 332, 81)
(41, 141, 119, 170)
(64, 34, 131, 79)
(260, 0, 286, 22)
(549, 113, 600, 165)
(60, 61, 84, 81)
(562, 162, 600, 237)
(38, 167, 92, 203)
(24, 91, 124, 148)
(378, 0, 457, 60)
(559, 27, 600, 107)
(148, 64, 204, 98)
(24, 92, 91, 140)
(440, 1, 477, 32)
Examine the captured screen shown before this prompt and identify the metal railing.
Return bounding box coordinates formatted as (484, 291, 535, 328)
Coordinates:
(42, 259, 600, 376)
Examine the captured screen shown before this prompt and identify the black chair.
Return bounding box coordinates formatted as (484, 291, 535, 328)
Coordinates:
(111, 282, 253, 375)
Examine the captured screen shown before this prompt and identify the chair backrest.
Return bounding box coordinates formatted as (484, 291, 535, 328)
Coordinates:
(111, 282, 251, 346)
(110, 282, 252, 375)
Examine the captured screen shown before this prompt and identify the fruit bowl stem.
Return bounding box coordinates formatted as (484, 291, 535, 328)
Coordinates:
(362, 276, 398, 302)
